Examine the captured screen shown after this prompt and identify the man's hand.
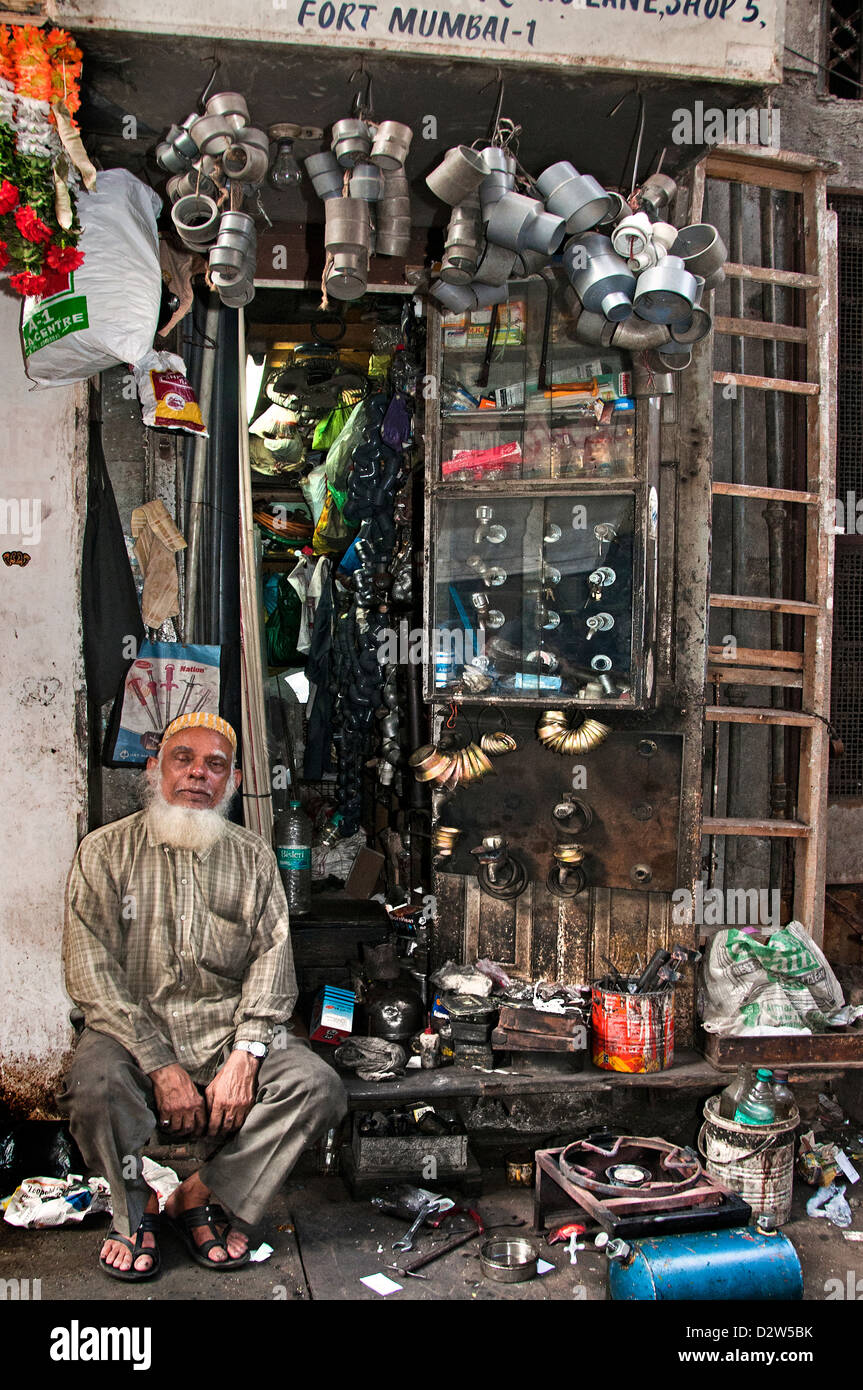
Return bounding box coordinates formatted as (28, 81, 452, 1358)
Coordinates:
(204, 1050, 259, 1137)
(149, 1062, 207, 1137)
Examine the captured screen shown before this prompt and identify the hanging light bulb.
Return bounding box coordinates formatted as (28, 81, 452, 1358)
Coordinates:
(268, 123, 304, 189)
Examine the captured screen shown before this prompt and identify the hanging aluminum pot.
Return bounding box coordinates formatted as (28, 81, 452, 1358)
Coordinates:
(513, 247, 550, 276)
(472, 281, 508, 307)
(475, 241, 517, 286)
(429, 280, 478, 312)
(331, 117, 373, 168)
(172, 114, 200, 161)
(426, 145, 488, 205)
(188, 113, 233, 158)
(350, 162, 383, 201)
(218, 280, 256, 307)
(633, 254, 699, 325)
(486, 191, 565, 256)
(172, 194, 221, 246)
(370, 120, 413, 170)
(206, 91, 250, 132)
(564, 233, 635, 322)
(639, 172, 677, 221)
(670, 303, 713, 345)
(671, 222, 728, 290)
(536, 161, 614, 235)
(325, 198, 371, 253)
(156, 140, 191, 174)
(305, 150, 344, 200)
(325, 249, 369, 300)
(209, 245, 247, 282)
(595, 190, 631, 231)
(377, 227, 411, 256)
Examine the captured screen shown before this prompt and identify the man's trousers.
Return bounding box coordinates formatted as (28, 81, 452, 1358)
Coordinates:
(57, 1027, 347, 1239)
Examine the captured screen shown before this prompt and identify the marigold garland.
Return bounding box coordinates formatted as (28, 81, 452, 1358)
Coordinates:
(0, 24, 84, 296)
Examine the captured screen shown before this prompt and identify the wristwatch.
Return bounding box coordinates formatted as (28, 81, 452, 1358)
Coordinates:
(234, 1040, 268, 1060)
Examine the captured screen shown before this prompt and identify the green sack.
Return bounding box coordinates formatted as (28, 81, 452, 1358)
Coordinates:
(312, 400, 353, 451)
(265, 575, 303, 667)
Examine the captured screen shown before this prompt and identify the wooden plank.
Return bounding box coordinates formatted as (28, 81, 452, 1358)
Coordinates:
(514, 885, 533, 979)
(702, 817, 811, 838)
(705, 705, 819, 726)
(710, 593, 820, 615)
(607, 888, 650, 976)
(491, 1028, 584, 1053)
(793, 179, 838, 946)
(702, 1028, 863, 1069)
(708, 645, 804, 669)
(478, 890, 516, 965)
(463, 875, 482, 962)
(706, 157, 804, 192)
(723, 261, 820, 291)
(713, 315, 809, 344)
(590, 887, 611, 982)
(557, 892, 592, 988)
(530, 880, 559, 982)
(713, 370, 819, 396)
(498, 1004, 585, 1034)
(432, 873, 465, 970)
(707, 665, 803, 688)
(708, 144, 835, 174)
(712, 481, 818, 504)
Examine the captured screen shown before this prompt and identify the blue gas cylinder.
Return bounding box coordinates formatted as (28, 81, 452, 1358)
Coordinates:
(608, 1227, 803, 1301)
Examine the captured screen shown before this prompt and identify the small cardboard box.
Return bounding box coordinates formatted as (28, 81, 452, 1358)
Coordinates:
(309, 986, 355, 1044)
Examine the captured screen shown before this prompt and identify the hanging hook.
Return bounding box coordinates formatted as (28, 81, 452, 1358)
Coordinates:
(349, 67, 374, 119)
(607, 87, 646, 197)
(478, 69, 505, 143)
(199, 55, 221, 110)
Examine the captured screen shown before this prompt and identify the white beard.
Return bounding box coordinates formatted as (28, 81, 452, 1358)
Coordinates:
(143, 773, 235, 854)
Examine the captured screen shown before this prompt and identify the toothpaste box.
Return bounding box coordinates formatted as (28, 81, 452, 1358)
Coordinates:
(309, 986, 355, 1044)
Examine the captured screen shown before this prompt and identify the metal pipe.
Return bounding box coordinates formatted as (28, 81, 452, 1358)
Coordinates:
(184, 290, 221, 643)
(610, 318, 672, 350)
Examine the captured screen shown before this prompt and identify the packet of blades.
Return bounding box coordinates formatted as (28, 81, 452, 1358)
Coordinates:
(441, 441, 522, 480)
(134, 349, 208, 436)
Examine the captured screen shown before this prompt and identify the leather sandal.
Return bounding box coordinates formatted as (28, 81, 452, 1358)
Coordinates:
(167, 1203, 251, 1271)
(99, 1212, 161, 1281)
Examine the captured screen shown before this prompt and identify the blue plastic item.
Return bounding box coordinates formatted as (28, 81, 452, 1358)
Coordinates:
(608, 1226, 803, 1301)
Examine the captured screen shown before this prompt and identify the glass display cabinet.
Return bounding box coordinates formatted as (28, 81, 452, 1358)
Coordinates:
(423, 271, 661, 707)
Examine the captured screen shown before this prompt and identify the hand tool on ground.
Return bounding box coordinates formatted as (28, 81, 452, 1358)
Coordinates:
(392, 1196, 450, 1253)
(394, 1207, 485, 1275)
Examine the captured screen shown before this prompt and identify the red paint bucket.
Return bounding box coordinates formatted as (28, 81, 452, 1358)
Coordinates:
(591, 982, 674, 1073)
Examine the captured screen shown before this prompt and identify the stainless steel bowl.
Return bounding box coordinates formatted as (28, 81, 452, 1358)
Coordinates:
(480, 1236, 539, 1283)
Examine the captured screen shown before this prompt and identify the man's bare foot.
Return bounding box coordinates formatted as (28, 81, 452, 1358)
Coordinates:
(101, 1189, 159, 1274)
(164, 1172, 249, 1263)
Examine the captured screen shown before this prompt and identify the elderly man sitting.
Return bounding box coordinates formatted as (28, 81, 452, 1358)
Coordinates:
(59, 711, 346, 1280)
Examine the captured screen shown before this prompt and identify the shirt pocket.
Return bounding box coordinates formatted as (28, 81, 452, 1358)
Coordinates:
(196, 911, 253, 982)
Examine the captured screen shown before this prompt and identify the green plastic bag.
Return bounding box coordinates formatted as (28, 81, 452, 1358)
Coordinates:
(265, 575, 303, 667)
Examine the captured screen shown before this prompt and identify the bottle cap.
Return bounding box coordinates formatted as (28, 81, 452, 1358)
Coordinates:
(756, 1067, 773, 1080)
(289, 799, 302, 809)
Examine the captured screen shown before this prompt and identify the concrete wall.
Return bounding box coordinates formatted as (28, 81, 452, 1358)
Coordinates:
(0, 291, 88, 1119)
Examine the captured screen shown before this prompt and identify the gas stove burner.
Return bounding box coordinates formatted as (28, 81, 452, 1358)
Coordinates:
(605, 1163, 652, 1188)
(558, 1135, 703, 1199)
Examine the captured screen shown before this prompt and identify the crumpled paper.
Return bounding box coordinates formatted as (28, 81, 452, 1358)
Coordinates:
(2, 1175, 110, 1228)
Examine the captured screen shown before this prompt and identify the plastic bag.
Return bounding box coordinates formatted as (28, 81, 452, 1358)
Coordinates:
(700, 921, 846, 1036)
(265, 575, 303, 667)
(22, 168, 162, 386)
(134, 350, 207, 437)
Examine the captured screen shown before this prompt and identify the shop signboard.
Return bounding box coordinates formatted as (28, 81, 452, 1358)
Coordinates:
(54, 0, 785, 84)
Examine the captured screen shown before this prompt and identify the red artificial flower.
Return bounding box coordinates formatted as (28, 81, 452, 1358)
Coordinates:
(0, 240, 7, 271)
(14, 203, 52, 244)
(39, 269, 70, 298)
(0, 180, 19, 215)
(9, 270, 48, 297)
(44, 242, 83, 273)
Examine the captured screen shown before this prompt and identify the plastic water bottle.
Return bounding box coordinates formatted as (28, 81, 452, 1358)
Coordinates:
(275, 799, 312, 916)
(771, 1069, 795, 1120)
(734, 1067, 776, 1126)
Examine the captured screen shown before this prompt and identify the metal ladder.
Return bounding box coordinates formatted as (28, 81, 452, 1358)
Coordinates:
(689, 145, 838, 941)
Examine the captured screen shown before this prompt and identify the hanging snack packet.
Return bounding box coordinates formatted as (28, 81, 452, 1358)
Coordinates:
(134, 349, 208, 437)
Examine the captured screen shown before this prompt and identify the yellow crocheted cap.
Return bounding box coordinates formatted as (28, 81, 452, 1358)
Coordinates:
(160, 711, 237, 753)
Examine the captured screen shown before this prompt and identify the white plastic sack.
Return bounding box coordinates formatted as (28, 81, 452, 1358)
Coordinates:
(22, 168, 162, 386)
(700, 920, 845, 1036)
